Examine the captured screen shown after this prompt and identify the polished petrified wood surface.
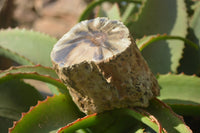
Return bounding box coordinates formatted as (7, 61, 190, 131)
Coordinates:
(51, 17, 160, 114)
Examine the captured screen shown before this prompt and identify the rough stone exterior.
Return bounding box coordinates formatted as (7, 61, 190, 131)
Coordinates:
(51, 17, 160, 114)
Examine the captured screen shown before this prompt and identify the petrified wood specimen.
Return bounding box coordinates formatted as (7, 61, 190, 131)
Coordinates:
(51, 17, 160, 114)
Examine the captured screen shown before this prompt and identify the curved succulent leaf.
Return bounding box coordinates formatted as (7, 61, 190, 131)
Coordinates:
(57, 109, 159, 133)
(121, 3, 137, 23)
(190, 2, 200, 43)
(0, 79, 43, 132)
(79, 0, 142, 21)
(129, 0, 188, 74)
(104, 3, 121, 20)
(121, 0, 146, 24)
(136, 34, 198, 74)
(0, 117, 13, 133)
(145, 99, 192, 133)
(0, 65, 66, 94)
(9, 94, 84, 133)
(0, 65, 58, 79)
(58, 99, 191, 133)
(178, 2, 200, 75)
(158, 73, 200, 116)
(136, 34, 198, 51)
(0, 29, 57, 67)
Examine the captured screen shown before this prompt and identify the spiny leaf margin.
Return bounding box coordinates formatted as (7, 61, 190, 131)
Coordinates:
(57, 108, 161, 133)
(0, 28, 57, 67)
(157, 73, 200, 116)
(9, 94, 84, 133)
(0, 65, 67, 93)
(136, 34, 198, 51)
(58, 98, 192, 133)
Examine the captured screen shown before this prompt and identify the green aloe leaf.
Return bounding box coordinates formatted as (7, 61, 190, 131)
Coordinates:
(143, 99, 192, 133)
(128, 0, 187, 37)
(178, 2, 200, 75)
(105, 3, 121, 20)
(129, 0, 188, 74)
(190, 2, 200, 43)
(97, 3, 121, 21)
(58, 99, 191, 133)
(178, 40, 200, 75)
(0, 29, 57, 67)
(0, 65, 65, 94)
(157, 73, 200, 116)
(136, 34, 198, 74)
(0, 79, 44, 132)
(122, 0, 146, 24)
(79, 0, 142, 21)
(0, 117, 13, 133)
(136, 34, 198, 51)
(57, 109, 158, 133)
(10, 94, 84, 133)
(121, 3, 137, 23)
(0, 65, 58, 79)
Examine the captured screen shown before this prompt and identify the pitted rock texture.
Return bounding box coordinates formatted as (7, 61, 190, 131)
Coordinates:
(51, 17, 160, 114)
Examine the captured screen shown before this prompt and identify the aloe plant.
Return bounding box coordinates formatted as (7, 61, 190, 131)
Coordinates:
(0, 0, 200, 132)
